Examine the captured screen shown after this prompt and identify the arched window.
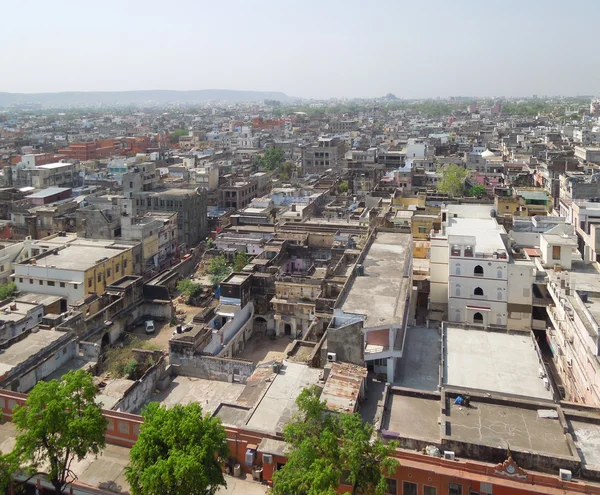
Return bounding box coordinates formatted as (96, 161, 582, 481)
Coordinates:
(474, 265, 484, 277)
(473, 312, 484, 323)
(497, 268, 503, 278)
(497, 289, 503, 300)
(455, 309, 461, 322)
(496, 315, 503, 325)
(455, 285, 461, 297)
(474, 287, 484, 296)
(455, 264, 461, 276)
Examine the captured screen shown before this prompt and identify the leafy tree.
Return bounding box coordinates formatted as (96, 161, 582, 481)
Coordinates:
(272, 386, 398, 495)
(123, 359, 138, 379)
(262, 146, 285, 172)
(0, 282, 16, 300)
(8, 370, 108, 493)
(169, 129, 189, 144)
(126, 402, 229, 495)
(207, 255, 231, 286)
(436, 164, 467, 196)
(206, 237, 216, 249)
(338, 180, 349, 193)
(177, 278, 203, 299)
(233, 251, 249, 272)
(466, 184, 488, 198)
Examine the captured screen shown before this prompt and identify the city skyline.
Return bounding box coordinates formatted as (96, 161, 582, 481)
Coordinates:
(2, 0, 599, 99)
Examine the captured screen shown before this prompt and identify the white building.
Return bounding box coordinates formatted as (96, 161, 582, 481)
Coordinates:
(431, 205, 534, 330)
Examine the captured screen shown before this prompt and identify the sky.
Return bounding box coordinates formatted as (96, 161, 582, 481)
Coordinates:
(1, 0, 599, 99)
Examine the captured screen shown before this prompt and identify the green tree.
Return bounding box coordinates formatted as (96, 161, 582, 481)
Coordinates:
(272, 386, 398, 495)
(338, 180, 349, 193)
(126, 402, 229, 495)
(177, 278, 203, 299)
(436, 164, 468, 196)
(466, 184, 488, 198)
(262, 146, 285, 172)
(233, 251, 249, 272)
(0, 282, 16, 300)
(207, 255, 231, 286)
(8, 370, 108, 493)
(169, 129, 189, 144)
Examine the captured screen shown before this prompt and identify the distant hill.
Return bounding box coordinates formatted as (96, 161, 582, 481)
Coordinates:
(0, 89, 293, 107)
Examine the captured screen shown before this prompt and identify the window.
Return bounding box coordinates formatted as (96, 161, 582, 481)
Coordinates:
(552, 245, 561, 260)
(473, 312, 484, 324)
(60, 282, 65, 288)
(29, 279, 33, 284)
(449, 484, 462, 495)
(474, 287, 483, 296)
(424, 487, 437, 495)
(73, 284, 78, 289)
(47, 281, 55, 286)
(107, 268, 111, 277)
(402, 481, 417, 495)
(455, 285, 461, 297)
(88, 279, 93, 288)
(97, 274, 102, 282)
(385, 478, 397, 494)
(19, 278, 23, 283)
(39, 280, 43, 285)
(479, 482, 492, 494)
(474, 265, 484, 277)
(123, 260, 128, 269)
(0, 265, 3, 272)
(116, 263, 120, 273)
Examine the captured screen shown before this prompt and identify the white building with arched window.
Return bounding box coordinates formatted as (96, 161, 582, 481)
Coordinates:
(430, 205, 534, 330)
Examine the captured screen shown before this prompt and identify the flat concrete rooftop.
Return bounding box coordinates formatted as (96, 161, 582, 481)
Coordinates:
(23, 242, 129, 272)
(394, 327, 440, 391)
(339, 232, 411, 328)
(383, 393, 441, 442)
(443, 326, 553, 400)
(0, 329, 66, 375)
(245, 361, 321, 434)
(448, 400, 571, 457)
(568, 419, 600, 467)
(143, 375, 245, 415)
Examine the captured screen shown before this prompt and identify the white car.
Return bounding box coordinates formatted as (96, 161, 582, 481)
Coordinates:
(145, 320, 155, 334)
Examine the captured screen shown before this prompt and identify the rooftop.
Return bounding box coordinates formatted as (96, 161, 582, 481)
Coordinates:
(447, 217, 506, 254)
(339, 232, 412, 329)
(0, 329, 67, 376)
(443, 325, 553, 400)
(25, 187, 71, 199)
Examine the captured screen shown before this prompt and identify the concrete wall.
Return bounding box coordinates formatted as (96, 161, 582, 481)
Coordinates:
(113, 353, 166, 413)
(170, 354, 255, 384)
(327, 318, 364, 366)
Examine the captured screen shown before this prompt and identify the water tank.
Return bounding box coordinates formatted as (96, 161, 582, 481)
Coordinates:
(233, 464, 241, 477)
(580, 291, 589, 303)
(490, 209, 496, 218)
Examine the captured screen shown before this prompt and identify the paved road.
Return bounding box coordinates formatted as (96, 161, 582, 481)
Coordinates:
(218, 475, 269, 494)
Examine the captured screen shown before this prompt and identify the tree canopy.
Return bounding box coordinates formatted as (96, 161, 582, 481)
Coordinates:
(177, 278, 203, 301)
(126, 402, 229, 495)
(233, 251, 249, 272)
(260, 146, 285, 172)
(169, 129, 189, 144)
(436, 164, 468, 196)
(207, 255, 231, 286)
(272, 386, 398, 495)
(7, 370, 108, 493)
(466, 184, 488, 198)
(0, 282, 16, 300)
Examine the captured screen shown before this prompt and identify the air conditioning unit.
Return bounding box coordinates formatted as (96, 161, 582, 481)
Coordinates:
(327, 352, 337, 362)
(245, 448, 256, 466)
(559, 469, 572, 481)
(262, 454, 273, 464)
(443, 451, 455, 460)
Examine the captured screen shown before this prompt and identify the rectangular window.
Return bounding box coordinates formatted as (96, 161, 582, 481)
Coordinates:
(424, 487, 437, 495)
(39, 280, 43, 285)
(19, 278, 23, 283)
(88, 279, 93, 288)
(123, 260, 128, 269)
(385, 479, 397, 495)
(479, 482, 493, 494)
(552, 245, 561, 260)
(47, 281, 55, 286)
(449, 484, 462, 495)
(402, 482, 417, 495)
(29, 279, 33, 284)
(74, 284, 78, 289)
(60, 282, 65, 288)
(97, 274, 102, 282)
(116, 263, 120, 273)
(107, 268, 111, 277)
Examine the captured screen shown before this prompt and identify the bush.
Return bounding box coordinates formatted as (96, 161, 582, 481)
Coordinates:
(0, 282, 16, 300)
(123, 359, 138, 379)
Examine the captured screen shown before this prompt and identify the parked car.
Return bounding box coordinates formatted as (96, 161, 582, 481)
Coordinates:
(145, 320, 155, 334)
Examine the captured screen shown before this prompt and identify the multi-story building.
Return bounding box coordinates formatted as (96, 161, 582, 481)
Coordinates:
(328, 120, 358, 133)
(219, 179, 259, 210)
(302, 137, 346, 175)
(430, 205, 534, 330)
(14, 239, 137, 304)
(574, 146, 600, 164)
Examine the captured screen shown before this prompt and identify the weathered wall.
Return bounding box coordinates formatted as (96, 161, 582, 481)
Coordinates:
(170, 353, 255, 383)
(113, 352, 167, 413)
(326, 319, 364, 366)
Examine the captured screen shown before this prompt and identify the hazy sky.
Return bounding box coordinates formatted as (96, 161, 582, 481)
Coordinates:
(2, 0, 599, 99)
